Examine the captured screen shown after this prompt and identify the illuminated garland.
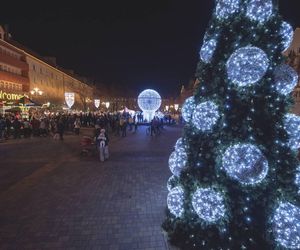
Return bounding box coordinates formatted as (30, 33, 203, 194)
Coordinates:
(280, 21, 294, 52)
(168, 148, 188, 177)
(167, 186, 185, 218)
(284, 114, 300, 150)
(246, 0, 273, 24)
(181, 96, 196, 122)
(215, 0, 240, 20)
(274, 64, 298, 96)
(200, 38, 217, 63)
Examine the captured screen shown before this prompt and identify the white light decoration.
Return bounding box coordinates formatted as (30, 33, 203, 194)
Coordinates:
(64, 92, 75, 109)
(94, 99, 100, 108)
(274, 64, 298, 96)
(192, 188, 226, 223)
(246, 0, 273, 24)
(167, 175, 177, 192)
(295, 167, 300, 194)
(181, 96, 196, 123)
(167, 186, 185, 218)
(226, 46, 269, 87)
(280, 21, 294, 52)
(137, 89, 162, 122)
(200, 38, 217, 63)
(284, 114, 300, 150)
(168, 149, 188, 177)
(272, 202, 300, 249)
(215, 0, 240, 20)
(175, 137, 187, 152)
(222, 144, 269, 185)
(192, 101, 220, 132)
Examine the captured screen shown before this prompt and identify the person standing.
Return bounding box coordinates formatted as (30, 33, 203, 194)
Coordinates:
(74, 117, 81, 135)
(97, 129, 109, 162)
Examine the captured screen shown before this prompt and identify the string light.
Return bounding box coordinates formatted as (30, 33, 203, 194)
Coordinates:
(246, 0, 273, 24)
(200, 38, 217, 63)
(274, 64, 298, 96)
(226, 46, 269, 87)
(192, 101, 220, 132)
(284, 114, 300, 150)
(272, 202, 300, 249)
(182, 96, 196, 122)
(215, 0, 240, 20)
(168, 148, 188, 177)
(167, 186, 185, 218)
(192, 188, 226, 223)
(222, 143, 269, 185)
(280, 21, 294, 52)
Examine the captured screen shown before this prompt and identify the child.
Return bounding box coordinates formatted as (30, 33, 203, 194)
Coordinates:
(97, 129, 109, 162)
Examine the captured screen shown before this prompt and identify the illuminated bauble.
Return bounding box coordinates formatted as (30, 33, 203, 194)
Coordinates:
(192, 101, 220, 132)
(181, 96, 196, 122)
(274, 64, 298, 96)
(137, 89, 161, 121)
(192, 188, 226, 223)
(222, 144, 269, 185)
(226, 46, 269, 87)
(200, 38, 217, 63)
(272, 202, 300, 249)
(295, 167, 300, 194)
(284, 114, 300, 150)
(167, 186, 185, 218)
(167, 175, 177, 192)
(246, 0, 273, 24)
(215, 0, 240, 20)
(280, 22, 294, 52)
(168, 149, 188, 177)
(175, 137, 187, 152)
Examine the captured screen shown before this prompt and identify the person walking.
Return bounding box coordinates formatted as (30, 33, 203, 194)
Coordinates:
(97, 128, 109, 162)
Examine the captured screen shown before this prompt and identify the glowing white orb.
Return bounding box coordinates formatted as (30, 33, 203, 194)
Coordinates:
(280, 21, 294, 52)
(274, 64, 298, 96)
(246, 0, 273, 24)
(226, 46, 269, 87)
(167, 175, 177, 192)
(284, 114, 300, 150)
(181, 96, 196, 122)
(168, 149, 188, 177)
(222, 144, 269, 185)
(167, 186, 185, 218)
(175, 137, 188, 152)
(200, 38, 217, 63)
(272, 202, 300, 249)
(192, 188, 226, 223)
(192, 101, 220, 132)
(215, 0, 240, 20)
(137, 89, 161, 122)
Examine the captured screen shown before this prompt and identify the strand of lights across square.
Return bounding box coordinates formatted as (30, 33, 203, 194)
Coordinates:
(200, 38, 217, 63)
(226, 46, 269, 87)
(167, 175, 177, 192)
(181, 96, 196, 122)
(167, 186, 185, 218)
(168, 147, 188, 177)
(192, 101, 220, 132)
(246, 0, 273, 24)
(215, 0, 240, 20)
(274, 64, 298, 96)
(284, 114, 300, 150)
(222, 144, 269, 185)
(272, 202, 300, 249)
(192, 188, 226, 223)
(280, 22, 294, 52)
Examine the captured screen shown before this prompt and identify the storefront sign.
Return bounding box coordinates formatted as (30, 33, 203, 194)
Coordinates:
(0, 90, 23, 101)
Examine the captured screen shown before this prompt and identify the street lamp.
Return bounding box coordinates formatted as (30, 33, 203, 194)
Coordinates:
(165, 105, 169, 112)
(174, 104, 179, 111)
(30, 87, 43, 96)
(94, 99, 100, 109)
(105, 102, 110, 110)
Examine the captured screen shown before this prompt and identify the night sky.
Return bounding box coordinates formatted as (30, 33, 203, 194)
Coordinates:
(1, 0, 300, 98)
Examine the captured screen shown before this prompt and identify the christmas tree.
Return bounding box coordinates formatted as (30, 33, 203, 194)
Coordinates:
(162, 0, 300, 249)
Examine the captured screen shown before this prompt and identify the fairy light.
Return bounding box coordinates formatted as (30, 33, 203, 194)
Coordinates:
(284, 114, 300, 150)
(167, 186, 185, 218)
(280, 21, 294, 52)
(182, 96, 196, 122)
(192, 187, 226, 223)
(246, 0, 273, 24)
(192, 101, 220, 132)
(226, 46, 269, 87)
(274, 64, 298, 96)
(168, 147, 188, 177)
(175, 137, 187, 152)
(215, 0, 240, 20)
(222, 143, 269, 185)
(272, 202, 300, 249)
(200, 38, 217, 63)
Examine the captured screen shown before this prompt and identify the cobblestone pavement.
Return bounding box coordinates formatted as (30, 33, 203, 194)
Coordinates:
(0, 125, 182, 250)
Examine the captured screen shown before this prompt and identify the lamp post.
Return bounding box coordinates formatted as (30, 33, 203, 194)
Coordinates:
(30, 87, 43, 97)
(165, 105, 169, 112)
(174, 104, 179, 112)
(105, 102, 110, 112)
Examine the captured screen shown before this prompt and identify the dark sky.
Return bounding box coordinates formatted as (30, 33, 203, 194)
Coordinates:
(1, 0, 300, 97)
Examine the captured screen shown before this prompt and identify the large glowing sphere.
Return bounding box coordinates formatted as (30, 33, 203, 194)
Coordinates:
(167, 186, 185, 218)
(272, 202, 300, 249)
(222, 144, 269, 185)
(284, 114, 300, 150)
(274, 64, 298, 96)
(280, 22, 294, 52)
(226, 46, 269, 87)
(168, 149, 188, 177)
(215, 0, 240, 20)
(192, 188, 226, 223)
(246, 0, 273, 24)
(192, 101, 220, 132)
(181, 96, 196, 122)
(200, 38, 217, 63)
(137, 89, 161, 121)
